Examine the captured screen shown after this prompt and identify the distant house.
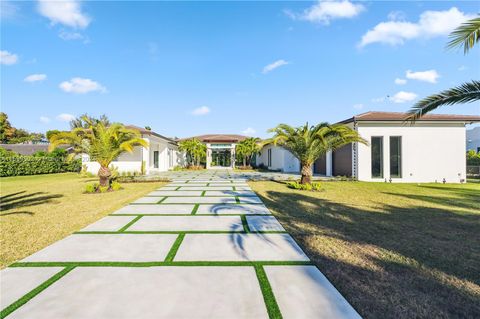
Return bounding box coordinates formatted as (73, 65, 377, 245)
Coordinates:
(0, 143, 72, 156)
(179, 134, 248, 169)
(257, 112, 480, 183)
(82, 126, 183, 175)
(467, 127, 480, 152)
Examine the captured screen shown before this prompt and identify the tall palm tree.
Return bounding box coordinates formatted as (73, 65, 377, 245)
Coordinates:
(178, 138, 206, 167)
(49, 117, 148, 187)
(236, 137, 261, 167)
(407, 16, 480, 120)
(266, 123, 367, 184)
(235, 142, 248, 166)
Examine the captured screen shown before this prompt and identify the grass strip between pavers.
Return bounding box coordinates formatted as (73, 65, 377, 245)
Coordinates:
(157, 197, 167, 204)
(240, 215, 250, 233)
(0, 266, 75, 319)
(191, 204, 199, 215)
(164, 233, 185, 262)
(74, 230, 287, 234)
(117, 216, 142, 232)
(255, 265, 283, 319)
(11, 261, 312, 268)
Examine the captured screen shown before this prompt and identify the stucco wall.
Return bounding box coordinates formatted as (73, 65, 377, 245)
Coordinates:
(356, 122, 467, 183)
(257, 145, 299, 173)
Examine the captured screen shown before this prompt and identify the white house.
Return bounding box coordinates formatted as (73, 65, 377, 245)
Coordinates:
(83, 126, 183, 175)
(467, 126, 480, 152)
(257, 112, 480, 183)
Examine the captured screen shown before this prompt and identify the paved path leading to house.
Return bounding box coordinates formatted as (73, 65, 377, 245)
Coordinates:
(0, 171, 361, 319)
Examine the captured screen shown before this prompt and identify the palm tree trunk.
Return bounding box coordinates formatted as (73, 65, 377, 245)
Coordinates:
(98, 166, 111, 187)
(300, 162, 312, 184)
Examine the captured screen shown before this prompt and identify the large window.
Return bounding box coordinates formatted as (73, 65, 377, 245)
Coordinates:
(390, 136, 402, 178)
(153, 151, 159, 169)
(371, 137, 383, 178)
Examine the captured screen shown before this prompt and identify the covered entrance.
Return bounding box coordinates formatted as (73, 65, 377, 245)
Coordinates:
(211, 149, 232, 167)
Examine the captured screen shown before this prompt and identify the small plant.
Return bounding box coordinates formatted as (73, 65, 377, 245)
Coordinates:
(172, 165, 184, 171)
(111, 181, 122, 191)
(286, 181, 323, 192)
(85, 183, 99, 193)
(99, 185, 109, 193)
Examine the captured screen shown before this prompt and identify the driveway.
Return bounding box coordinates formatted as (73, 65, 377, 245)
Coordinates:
(1, 171, 360, 318)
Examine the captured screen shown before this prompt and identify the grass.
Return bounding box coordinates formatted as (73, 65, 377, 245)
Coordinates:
(249, 181, 480, 319)
(0, 173, 165, 269)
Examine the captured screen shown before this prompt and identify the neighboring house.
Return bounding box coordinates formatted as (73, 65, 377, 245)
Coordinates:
(82, 126, 183, 175)
(0, 143, 73, 156)
(257, 112, 480, 183)
(466, 126, 480, 152)
(179, 134, 248, 169)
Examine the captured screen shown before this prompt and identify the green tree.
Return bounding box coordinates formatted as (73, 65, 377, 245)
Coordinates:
(70, 113, 111, 129)
(0, 112, 14, 143)
(236, 137, 261, 167)
(50, 116, 148, 187)
(265, 123, 367, 184)
(178, 138, 206, 167)
(46, 130, 61, 141)
(408, 16, 480, 120)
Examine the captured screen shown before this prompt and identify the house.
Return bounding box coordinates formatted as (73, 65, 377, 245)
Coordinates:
(467, 126, 480, 152)
(82, 126, 183, 175)
(179, 134, 248, 169)
(257, 112, 480, 183)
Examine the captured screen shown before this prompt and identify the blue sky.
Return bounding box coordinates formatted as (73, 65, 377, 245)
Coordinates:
(1, 0, 479, 138)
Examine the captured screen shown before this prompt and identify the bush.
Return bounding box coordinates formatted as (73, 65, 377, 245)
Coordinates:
(111, 181, 122, 191)
(84, 181, 122, 193)
(286, 181, 323, 191)
(467, 150, 480, 165)
(0, 157, 82, 177)
(85, 183, 98, 193)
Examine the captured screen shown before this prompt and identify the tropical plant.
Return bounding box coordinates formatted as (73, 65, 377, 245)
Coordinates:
(178, 138, 206, 167)
(49, 116, 148, 187)
(236, 137, 261, 167)
(265, 123, 367, 184)
(69, 113, 111, 129)
(408, 16, 480, 120)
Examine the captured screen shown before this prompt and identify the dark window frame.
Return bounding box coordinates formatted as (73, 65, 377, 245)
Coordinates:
(153, 151, 159, 169)
(389, 136, 402, 178)
(371, 136, 383, 179)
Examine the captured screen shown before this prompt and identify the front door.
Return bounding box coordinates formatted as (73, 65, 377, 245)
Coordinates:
(153, 151, 159, 168)
(211, 149, 231, 167)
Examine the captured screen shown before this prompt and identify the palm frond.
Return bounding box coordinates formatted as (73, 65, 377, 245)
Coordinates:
(407, 80, 480, 121)
(446, 17, 480, 54)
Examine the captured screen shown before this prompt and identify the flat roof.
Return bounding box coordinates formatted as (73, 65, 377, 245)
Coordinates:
(339, 111, 480, 124)
(178, 134, 249, 143)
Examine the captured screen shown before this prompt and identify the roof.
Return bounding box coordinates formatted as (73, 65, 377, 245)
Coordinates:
(339, 111, 480, 124)
(126, 125, 177, 144)
(178, 134, 249, 143)
(0, 144, 72, 156)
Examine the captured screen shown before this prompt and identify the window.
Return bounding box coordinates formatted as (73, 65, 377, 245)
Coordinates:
(153, 151, 159, 169)
(371, 137, 383, 178)
(390, 136, 402, 178)
(267, 149, 272, 167)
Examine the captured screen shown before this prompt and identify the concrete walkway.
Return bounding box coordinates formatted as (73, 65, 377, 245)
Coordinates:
(0, 171, 361, 318)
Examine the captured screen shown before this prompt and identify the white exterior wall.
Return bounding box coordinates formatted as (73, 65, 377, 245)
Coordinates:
(356, 122, 467, 183)
(257, 145, 299, 173)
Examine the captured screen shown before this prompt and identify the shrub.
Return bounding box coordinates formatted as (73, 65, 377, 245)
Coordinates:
(0, 157, 81, 177)
(286, 181, 323, 192)
(85, 183, 98, 193)
(236, 165, 252, 170)
(98, 185, 109, 193)
(467, 150, 480, 165)
(111, 181, 122, 191)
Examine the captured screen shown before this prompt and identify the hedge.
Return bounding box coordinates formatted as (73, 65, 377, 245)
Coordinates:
(0, 157, 82, 177)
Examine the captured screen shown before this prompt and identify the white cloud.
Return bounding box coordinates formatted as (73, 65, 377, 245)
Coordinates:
(262, 59, 289, 74)
(288, 0, 365, 24)
(37, 0, 90, 29)
(458, 65, 467, 71)
(353, 103, 364, 110)
(24, 74, 47, 83)
(359, 7, 474, 47)
(371, 97, 386, 103)
(59, 77, 106, 94)
(56, 113, 75, 122)
(390, 91, 417, 103)
(406, 69, 439, 83)
(58, 29, 88, 42)
(0, 50, 18, 65)
(39, 116, 51, 124)
(242, 127, 256, 136)
(191, 106, 210, 116)
(394, 78, 407, 85)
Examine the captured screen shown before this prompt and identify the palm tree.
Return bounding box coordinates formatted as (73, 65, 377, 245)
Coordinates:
(235, 142, 248, 166)
(266, 123, 367, 184)
(49, 117, 148, 187)
(243, 137, 261, 166)
(407, 16, 480, 120)
(178, 138, 206, 167)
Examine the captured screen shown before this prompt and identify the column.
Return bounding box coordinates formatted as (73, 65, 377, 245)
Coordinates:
(142, 137, 150, 175)
(206, 144, 211, 169)
(231, 145, 236, 169)
(326, 151, 333, 177)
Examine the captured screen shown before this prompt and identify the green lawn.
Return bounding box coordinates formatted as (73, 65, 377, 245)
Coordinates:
(249, 181, 480, 319)
(0, 173, 164, 269)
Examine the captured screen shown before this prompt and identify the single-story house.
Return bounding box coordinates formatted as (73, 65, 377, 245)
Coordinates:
(179, 134, 248, 169)
(83, 126, 183, 175)
(256, 112, 480, 183)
